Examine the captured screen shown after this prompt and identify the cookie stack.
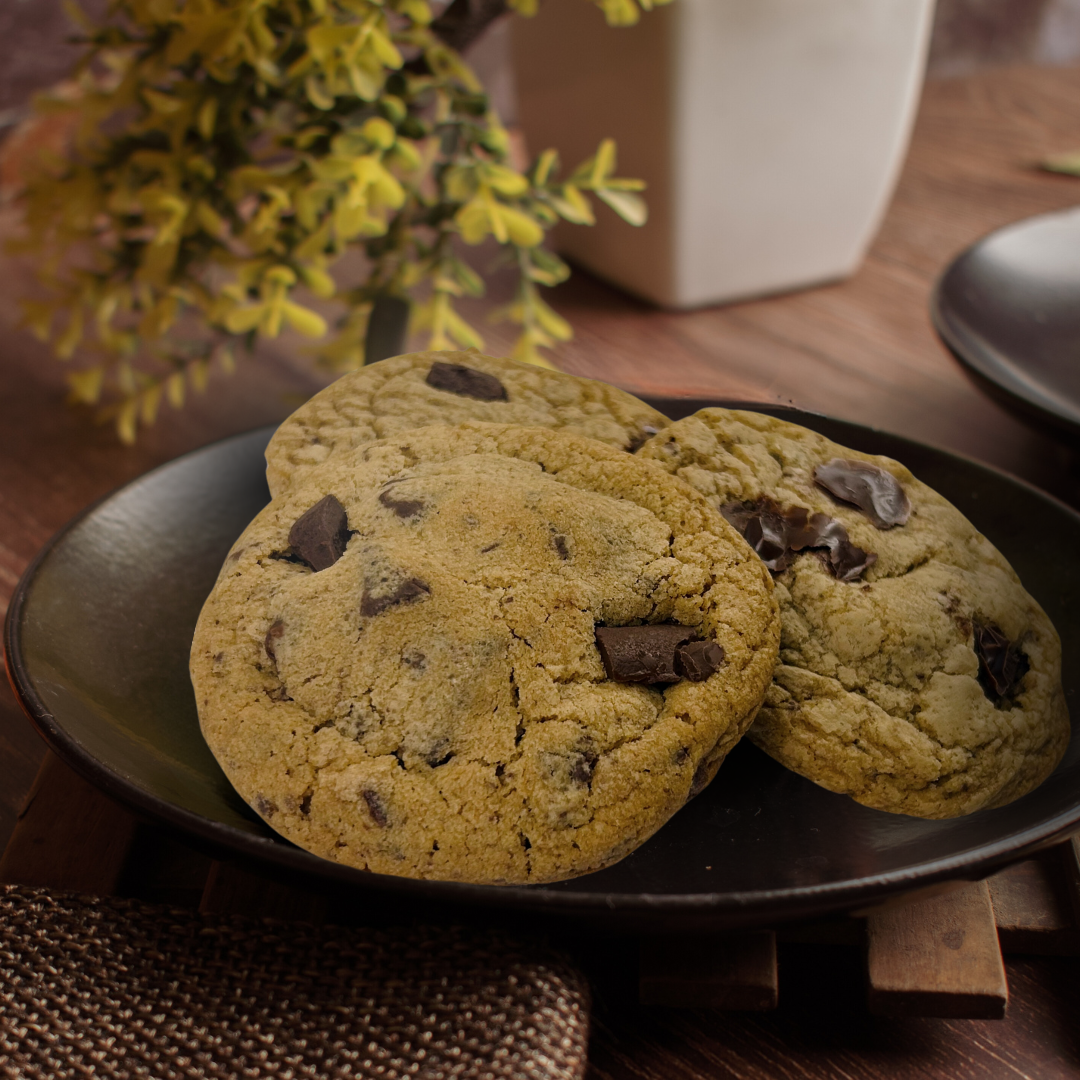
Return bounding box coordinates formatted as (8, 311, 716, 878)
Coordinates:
(190, 352, 1069, 885)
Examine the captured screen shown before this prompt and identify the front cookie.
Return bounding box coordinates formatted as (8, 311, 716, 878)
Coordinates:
(264, 350, 670, 497)
(192, 423, 780, 884)
(637, 408, 1070, 819)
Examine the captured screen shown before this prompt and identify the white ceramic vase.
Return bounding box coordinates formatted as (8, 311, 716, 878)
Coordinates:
(512, 0, 937, 308)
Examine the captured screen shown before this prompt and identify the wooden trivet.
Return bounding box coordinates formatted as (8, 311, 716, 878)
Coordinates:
(3, 752, 1078, 1020)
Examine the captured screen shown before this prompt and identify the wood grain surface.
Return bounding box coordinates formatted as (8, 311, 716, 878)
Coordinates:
(4, 65, 1080, 1079)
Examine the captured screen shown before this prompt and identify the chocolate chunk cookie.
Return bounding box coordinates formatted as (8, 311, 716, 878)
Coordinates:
(192, 423, 780, 884)
(263, 350, 670, 497)
(637, 408, 1070, 819)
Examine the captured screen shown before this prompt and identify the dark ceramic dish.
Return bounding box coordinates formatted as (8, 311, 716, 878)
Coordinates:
(6, 401, 1080, 932)
(932, 206, 1080, 438)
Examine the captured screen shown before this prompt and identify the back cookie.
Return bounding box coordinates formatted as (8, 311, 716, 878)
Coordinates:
(264, 350, 670, 497)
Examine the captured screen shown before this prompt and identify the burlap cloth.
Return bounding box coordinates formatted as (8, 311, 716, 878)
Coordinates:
(0, 885, 590, 1079)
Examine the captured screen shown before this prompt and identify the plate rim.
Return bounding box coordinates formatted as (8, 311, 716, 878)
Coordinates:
(930, 207, 1080, 436)
(6, 410, 1080, 927)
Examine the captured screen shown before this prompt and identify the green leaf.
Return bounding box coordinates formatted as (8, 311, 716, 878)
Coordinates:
(197, 97, 218, 140)
(305, 75, 335, 110)
(499, 205, 543, 247)
(549, 184, 594, 225)
(1042, 151, 1080, 176)
(283, 300, 329, 337)
(68, 367, 104, 405)
(224, 304, 267, 334)
(116, 398, 138, 445)
(299, 264, 337, 298)
(526, 248, 570, 287)
(362, 116, 396, 149)
(596, 187, 647, 226)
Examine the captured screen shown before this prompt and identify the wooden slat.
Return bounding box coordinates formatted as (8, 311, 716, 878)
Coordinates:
(116, 823, 215, 908)
(199, 859, 329, 923)
(988, 854, 1080, 955)
(1060, 834, 1080, 927)
(0, 750, 135, 895)
(639, 932, 778, 1010)
(867, 880, 1008, 1018)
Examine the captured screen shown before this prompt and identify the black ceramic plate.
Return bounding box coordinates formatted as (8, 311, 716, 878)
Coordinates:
(6, 402, 1080, 932)
(932, 206, 1080, 437)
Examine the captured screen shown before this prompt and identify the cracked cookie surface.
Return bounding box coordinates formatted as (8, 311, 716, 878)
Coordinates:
(637, 408, 1070, 819)
(264, 349, 670, 498)
(192, 423, 780, 884)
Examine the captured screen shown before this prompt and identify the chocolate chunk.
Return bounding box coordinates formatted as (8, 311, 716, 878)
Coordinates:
(974, 621, 1030, 703)
(289, 494, 351, 571)
(362, 789, 388, 827)
(299, 793, 312, 815)
(814, 458, 911, 529)
(625, 425, 661, 453)
(360, 576, 431, 617)
(254, 794, 277, 818)
(264, 619, 285, 662)
(807, 515, 878, 582)
(401, 648, 426, 669)
(425, 361, 508, 402)
(595, 624, 697, 684)
(378, 486, 425, 519)
(424, 737, 454, 767)
(688, 760, 713, 799)
(722, 497, 876, 582)
(569, 750, 599, 786)
(552, 534, 570, 560)
(675, 639, 725, 681)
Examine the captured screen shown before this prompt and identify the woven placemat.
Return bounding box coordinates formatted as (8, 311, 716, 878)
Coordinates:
(0, 885, 590, 1080)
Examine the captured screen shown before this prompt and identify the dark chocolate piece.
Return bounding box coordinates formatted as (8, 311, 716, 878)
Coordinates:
(264, 619, 285, 662)
(552, 534, 570, 560)
(425, 361, 508, 402)
(362, 789, 388, 827)
(974, 621, 1029, 703)
(360, 576, 431, 617)
(722, 497, 876, 582)
(378, 486, 425, 519)
(289, 494, 351, 571)
(254, 794, 277, 818)
(688, 760, 713, 799)
(594, 624, 697, 684)
(569, 749, 599, 786)
(625, 425, 661, 454)
(814, 458, 911, 529)
(807, 515, 878, 582)
(675, 639, 725, 681)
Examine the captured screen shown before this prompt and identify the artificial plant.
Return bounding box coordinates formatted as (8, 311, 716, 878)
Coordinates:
(14, 0, 662, 441)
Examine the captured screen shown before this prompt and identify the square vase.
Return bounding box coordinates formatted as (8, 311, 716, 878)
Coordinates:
(512, 0, 937, 308)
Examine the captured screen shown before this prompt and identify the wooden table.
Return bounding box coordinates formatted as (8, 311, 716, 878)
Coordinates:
(4, 65, 1080, 1078)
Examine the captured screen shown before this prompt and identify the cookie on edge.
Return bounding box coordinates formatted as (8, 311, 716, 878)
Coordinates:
(637, 407, 1070, 819)
(192, 422, 780, 884)
(264, 350, 670, 497)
